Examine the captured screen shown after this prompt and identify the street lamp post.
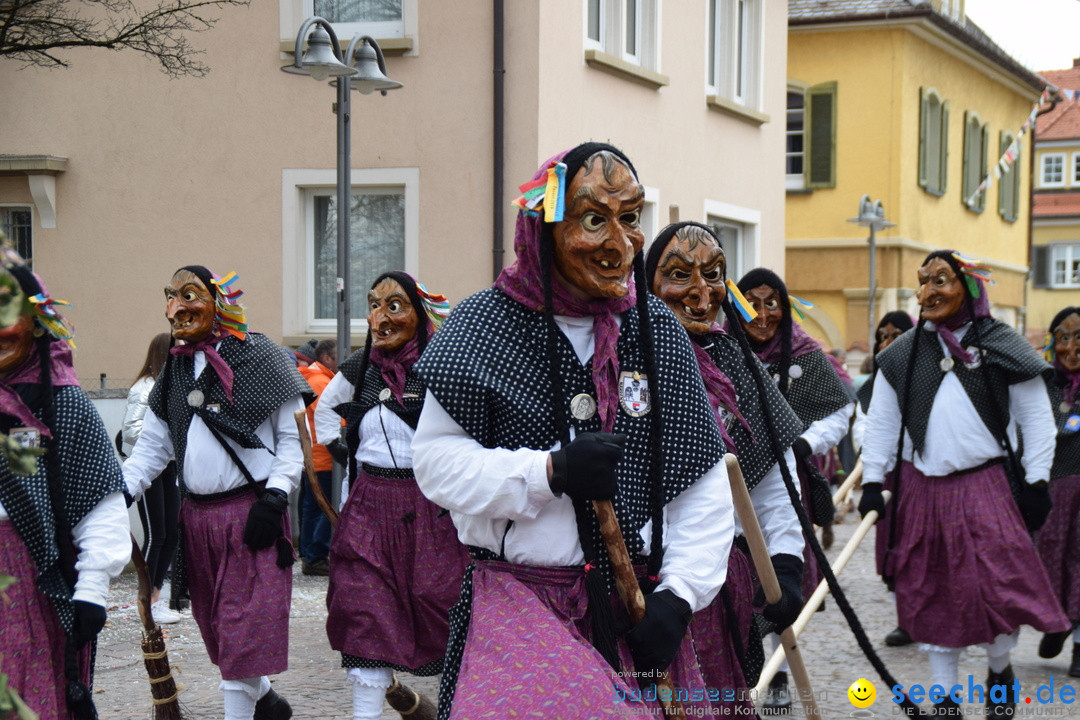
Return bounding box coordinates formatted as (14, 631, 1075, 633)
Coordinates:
(282, 18, 402, 367)
(847, 195, 896, 350)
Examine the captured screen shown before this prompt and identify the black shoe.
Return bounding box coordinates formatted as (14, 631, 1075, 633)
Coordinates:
(301, 558, 330, 577)
(761, 672, 791, 714)
(985, 665, 1016, 718)
(1071, 643, 1080, 678)
(884, 627, 913, 647)
(1039, 630, 1070, 659)
(254, 689, 292, 720)
(933, 697, 961, 716)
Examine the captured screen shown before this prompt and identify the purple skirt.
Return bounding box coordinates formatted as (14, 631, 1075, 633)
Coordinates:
(891, 461, 1070, 647)
(326, 468, 469, 670)
(0, 521, 91, 720)
(182, 489, 292, 680)
(691, 543, 755, 713)
(1037, 474, 1080, 622)
(449, 560, 715, 719)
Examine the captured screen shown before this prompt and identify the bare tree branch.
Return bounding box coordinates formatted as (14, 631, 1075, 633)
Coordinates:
(0, 0, 250, 77)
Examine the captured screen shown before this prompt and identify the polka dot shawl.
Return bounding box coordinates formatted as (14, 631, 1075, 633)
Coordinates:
(0, 386, 123, 631)
(415, 288, 725, 563)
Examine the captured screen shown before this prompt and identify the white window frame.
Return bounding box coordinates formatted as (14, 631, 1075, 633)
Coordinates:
(1051, 243, 1080, 289)
(1073, 152, 1080, 186)
(1042, 153, 1066, 188)
(703, 199, 761, 281)
(708, 0, 763, 110)
(281, 167, 420, 337)
(281, 0, 418, 44)
(583, 0, 659, 70)
(786, 85, 807, 190)
(640, 185, 660, 250)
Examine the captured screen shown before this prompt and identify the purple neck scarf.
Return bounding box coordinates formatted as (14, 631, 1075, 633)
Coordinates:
(494, 149, 636, 432)
(933, 278, 991, 365)
(370, 334, 422, 405)
(0, 339, 80, 438)
(171, 327, 236, 402)
(691, 324, 752, 453)
(752, 321, 822, 366)
(1055, 360, 1080, 408)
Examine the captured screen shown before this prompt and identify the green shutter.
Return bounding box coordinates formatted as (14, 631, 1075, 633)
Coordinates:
(939, 100, 949, 194)
(919, 87, 930, 188)
(807, 82, 837, 189)
(1032, 245, 1050, 288)
(978, 122, 989, 212)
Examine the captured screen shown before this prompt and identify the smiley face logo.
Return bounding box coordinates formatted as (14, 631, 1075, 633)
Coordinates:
(848, 678, 876, 708)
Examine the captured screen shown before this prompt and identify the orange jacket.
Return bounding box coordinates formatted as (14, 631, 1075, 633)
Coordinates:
(299, 362, 340, 472)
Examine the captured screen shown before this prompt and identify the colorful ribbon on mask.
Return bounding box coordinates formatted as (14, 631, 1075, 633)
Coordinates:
(950, 252, 994, 299)
(415, 281, 451, 330)
(789, 294, 814, 321)
(725, 280, 757, 322)
(28, 293, 75, 348)
(512, 161, 568, 223)
(210, 271, 247, 340)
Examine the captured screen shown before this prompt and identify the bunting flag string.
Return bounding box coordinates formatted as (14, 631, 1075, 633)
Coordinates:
(964, 87, 1052, 207)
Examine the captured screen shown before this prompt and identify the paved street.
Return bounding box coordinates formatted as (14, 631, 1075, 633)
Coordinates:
(91, 496, 1079, 719)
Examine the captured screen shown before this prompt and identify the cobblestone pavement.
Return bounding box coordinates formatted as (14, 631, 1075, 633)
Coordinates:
(91, 497, 1079, 719)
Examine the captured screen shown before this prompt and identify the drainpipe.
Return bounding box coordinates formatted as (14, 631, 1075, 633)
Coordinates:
(492, 0, 506, 279)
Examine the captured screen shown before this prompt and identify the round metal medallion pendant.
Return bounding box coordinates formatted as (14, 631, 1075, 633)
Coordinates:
(379, 388, 392, 402)
(187, 389, 204, 408)
(789, 365, 804, 380)
(570, 393, 597, 420)
(939, 357, 955, 373)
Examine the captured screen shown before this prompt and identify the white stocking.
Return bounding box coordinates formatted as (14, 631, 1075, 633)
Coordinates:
(348, 667, 393, 720)
(220, 677, 269, 720)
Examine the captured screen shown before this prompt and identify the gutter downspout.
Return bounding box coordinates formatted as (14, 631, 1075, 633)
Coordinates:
(492, 0, 506, 279)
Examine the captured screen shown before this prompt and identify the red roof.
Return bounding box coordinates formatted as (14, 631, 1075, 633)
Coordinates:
(1038, 62, 1080, 138)
(1034, 192, 1080, 218)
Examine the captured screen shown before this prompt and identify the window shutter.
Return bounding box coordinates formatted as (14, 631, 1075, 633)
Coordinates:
(939, 100, 949, 193)
(807, 82, 837, 189)
(919, 87, 930, 188)
(1010, 142, 1021, 220)
(978, 123, 989, 211)
(1032, 246, 1050, 289)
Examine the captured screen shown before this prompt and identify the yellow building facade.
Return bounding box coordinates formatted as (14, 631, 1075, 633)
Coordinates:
(785, 1, 1044, 358)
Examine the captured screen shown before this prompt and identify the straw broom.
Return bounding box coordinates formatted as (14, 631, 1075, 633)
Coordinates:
(129, 535, 188, 720)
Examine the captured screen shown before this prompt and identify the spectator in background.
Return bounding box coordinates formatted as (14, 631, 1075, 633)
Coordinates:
(123, 332, 183, 624)
(294, 338, 318, 368)
(298, 339, 338, 576)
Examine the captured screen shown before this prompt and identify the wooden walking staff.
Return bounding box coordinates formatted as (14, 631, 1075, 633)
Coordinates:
(832, 457, 863, 507)
(753, 489, 893, 698)
(724, 455, 820, 718)
(293, 409, 339, 528)
(130, 535, 189, 720)
(592, 499, 684, 718)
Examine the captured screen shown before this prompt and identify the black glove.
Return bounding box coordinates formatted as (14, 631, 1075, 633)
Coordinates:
(625, 589, 692, 676)
(754, 554, 804, 631)
(791, 437, 812, 464)
(243, 489, 289, 551)
(858, 483, 885, 520)
(326, 438, 350, 467)
(1017, 480, 1052, 532)
(71, 600, 107, 647)
(549, 432, 625, 501)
